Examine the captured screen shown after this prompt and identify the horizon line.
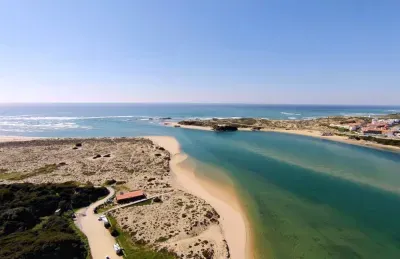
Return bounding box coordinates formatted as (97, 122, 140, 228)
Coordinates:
(0, 102, 399, 107)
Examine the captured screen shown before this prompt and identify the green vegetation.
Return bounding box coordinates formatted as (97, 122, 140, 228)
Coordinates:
(104, 179, 117, 185)
(329, 126, 350, 132)
(132, 199, 153, 207)
(95, 202, 115, 214)
(0, 183, 108, 259)
(107, 215, 177, 259)
(0, 171, 23, 180)
(69, 219, 92, 259)
(0, 164, 58, 180)
(379, 113, 400, 119)
(348, 135, 400, 147)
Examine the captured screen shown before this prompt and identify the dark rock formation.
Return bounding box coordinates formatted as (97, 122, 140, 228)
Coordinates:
(212, 125, 238, 132)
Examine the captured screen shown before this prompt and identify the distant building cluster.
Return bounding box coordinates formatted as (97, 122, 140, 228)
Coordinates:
(330, 118, 400, 138)
(362, 119, 400, 137)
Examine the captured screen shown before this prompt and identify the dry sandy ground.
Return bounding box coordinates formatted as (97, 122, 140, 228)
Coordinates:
(0, 136, 234, 259)
(167, 122, 400, 152)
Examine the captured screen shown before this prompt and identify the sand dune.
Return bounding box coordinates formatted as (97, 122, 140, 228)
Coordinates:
(0, 136, 242, 258)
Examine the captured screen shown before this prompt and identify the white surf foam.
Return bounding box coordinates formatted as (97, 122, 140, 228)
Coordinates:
(281, 112, 301, 116)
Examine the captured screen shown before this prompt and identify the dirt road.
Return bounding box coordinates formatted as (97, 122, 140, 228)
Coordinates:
(75, 187, 118, 259)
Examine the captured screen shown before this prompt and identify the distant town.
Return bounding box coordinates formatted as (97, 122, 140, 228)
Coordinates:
(330, 118, 400, 138)
(174, 113, 400, 148)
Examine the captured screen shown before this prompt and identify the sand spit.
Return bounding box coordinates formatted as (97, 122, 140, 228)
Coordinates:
(0, 136, 235, 259)
(167, 122, 400, 153)
(148, 136, 250, 259)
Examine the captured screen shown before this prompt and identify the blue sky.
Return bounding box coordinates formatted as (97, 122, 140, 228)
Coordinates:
(0, 0, 399, 104)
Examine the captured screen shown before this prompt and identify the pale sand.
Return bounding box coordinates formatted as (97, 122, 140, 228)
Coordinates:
(0, 136, 231, 258)
(147, 136, 251, 259)
(166, 123, 400, 153)
(0, 136, 42, 142)
(75, 187, 117, 259)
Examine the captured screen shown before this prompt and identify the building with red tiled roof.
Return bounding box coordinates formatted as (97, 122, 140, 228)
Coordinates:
(116, 190, 146, 204)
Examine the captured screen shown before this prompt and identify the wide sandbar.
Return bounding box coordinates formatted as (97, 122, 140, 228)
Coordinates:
(147, 136, 252, 259)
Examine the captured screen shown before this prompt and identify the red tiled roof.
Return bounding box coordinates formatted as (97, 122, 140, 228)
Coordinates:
(116, 190, 145, 201)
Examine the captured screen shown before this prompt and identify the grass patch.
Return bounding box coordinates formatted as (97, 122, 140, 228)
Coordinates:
(132, 199, 153, 207)
(349, 135, 400, 147)
(0, 171, 24, 180)
(31, 216, 51, 231)
(96, 203, 115, 214)
(107, 215, 177, 259)
(0, 164, 58, 180)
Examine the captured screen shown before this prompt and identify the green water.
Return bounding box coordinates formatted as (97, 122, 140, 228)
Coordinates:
(175, 130, 400, 259)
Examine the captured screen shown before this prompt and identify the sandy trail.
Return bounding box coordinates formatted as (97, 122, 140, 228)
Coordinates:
(75, 187, 117, 259)
(147, 136, 250, 259)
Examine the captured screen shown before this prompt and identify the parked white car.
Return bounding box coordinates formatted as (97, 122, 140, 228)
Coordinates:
(113, 243, 122, 255)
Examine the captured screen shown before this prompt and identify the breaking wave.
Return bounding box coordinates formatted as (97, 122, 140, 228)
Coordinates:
(281, 112, 301, 116)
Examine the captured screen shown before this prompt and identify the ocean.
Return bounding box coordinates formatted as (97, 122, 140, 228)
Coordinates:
(1, 103, 400, 259)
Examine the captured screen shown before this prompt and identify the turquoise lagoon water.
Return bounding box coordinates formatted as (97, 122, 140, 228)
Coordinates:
(1, 104, 400, 258)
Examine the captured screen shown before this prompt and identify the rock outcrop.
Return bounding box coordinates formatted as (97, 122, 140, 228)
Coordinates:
(211, 125, 238, 132)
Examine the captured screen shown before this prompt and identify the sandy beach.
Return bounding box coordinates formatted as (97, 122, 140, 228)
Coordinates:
(148, 136, 251, 259)
(0, 135, 245, 259)
(0, 136, 42, 142)
(167, 122, 400, 153)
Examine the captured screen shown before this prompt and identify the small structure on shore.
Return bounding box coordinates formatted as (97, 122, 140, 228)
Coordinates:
(116, 190, 146, 204)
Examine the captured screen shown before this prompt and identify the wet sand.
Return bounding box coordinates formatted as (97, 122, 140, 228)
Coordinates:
(147, 136, 251, 259)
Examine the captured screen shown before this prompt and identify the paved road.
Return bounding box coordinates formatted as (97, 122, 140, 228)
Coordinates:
(75, 187, 118, 259)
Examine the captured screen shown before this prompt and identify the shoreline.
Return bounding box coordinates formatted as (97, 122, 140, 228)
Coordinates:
(147, 136, 252, 259)
(0, 135, 252, 259)
(167, 123, 400, 153)
(0, 136, 43, 142)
